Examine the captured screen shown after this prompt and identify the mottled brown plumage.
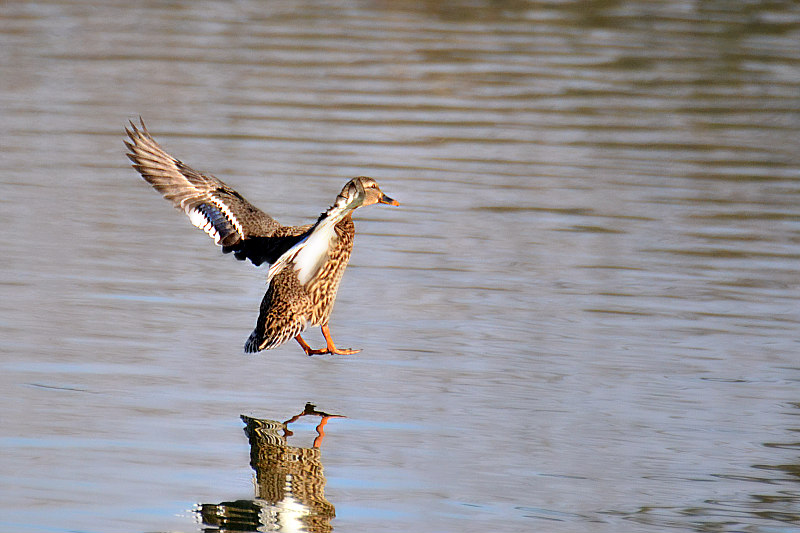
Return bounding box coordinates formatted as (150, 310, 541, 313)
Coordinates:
(124, 119, 398, 355)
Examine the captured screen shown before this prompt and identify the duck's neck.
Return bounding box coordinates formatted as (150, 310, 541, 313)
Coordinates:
(322, 195, 358, 227)
(335, 212, 354, 231)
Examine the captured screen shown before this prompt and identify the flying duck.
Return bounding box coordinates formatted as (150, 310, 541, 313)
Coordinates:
(124, 119, 399, 355)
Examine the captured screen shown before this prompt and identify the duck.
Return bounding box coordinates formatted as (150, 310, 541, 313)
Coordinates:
(124, 119, 399, 356)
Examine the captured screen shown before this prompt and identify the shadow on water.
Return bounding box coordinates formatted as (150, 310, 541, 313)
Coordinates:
(199, 404, 343, 533)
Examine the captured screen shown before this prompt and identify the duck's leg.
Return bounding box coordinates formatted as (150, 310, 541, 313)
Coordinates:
(320, 323, 361, 355)
(294, 334, 328, 356)
(294, 325, 361, 356)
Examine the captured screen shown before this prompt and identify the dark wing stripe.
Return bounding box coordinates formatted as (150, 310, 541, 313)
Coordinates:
(222, 231, 311, 266)
(187, 202, 240, 247)
(125, 119, 284, 261)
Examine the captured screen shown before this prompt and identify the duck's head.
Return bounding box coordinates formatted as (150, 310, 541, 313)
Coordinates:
(339, 176, 400, 209)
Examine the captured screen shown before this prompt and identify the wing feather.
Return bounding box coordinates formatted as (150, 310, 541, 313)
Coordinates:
(125, 118, 298, 264)
(266, 193, 355, 285)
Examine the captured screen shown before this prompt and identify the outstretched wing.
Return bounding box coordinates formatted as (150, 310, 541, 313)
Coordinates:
(124, 119, 306, 266)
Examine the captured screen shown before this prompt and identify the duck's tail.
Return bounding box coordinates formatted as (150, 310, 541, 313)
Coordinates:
(243, 284, 310, 354)
(244, 329, 266, 353)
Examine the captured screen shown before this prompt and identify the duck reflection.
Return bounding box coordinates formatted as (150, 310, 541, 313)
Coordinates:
(199, 403, 343, 533)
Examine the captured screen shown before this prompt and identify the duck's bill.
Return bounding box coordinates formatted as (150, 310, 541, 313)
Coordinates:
(380, 194, 400, 206)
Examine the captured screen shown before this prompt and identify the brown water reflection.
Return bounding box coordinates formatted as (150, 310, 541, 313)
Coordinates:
(200, 405, 341, 533)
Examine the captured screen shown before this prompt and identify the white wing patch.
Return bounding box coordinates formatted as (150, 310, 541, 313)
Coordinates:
(266, 197, 354, 285)
(266, 220, 337, 285)
(292, 222, 337, 284)
(186, 200, 240, 245)
(207, 197, 245, 237)
(188, 206, 222, 243)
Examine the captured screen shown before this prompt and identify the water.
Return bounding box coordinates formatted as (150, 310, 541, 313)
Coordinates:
(2, 1, 800, 532)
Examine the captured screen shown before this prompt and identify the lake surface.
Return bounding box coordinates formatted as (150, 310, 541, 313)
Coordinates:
(2, 1, 800, 532)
